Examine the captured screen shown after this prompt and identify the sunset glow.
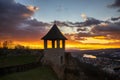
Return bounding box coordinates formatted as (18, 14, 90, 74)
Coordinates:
(0, 0, 120, 50)
(0, 40, 119, 50)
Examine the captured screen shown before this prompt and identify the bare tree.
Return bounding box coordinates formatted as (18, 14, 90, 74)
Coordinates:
(3, 41, 8, 49)
(2, 40, 13, 49)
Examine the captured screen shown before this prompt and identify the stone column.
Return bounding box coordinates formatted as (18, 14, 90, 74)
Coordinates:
(57, 40, 60, 48)
(62, 40, 65, 49)
(52, 40, 55, 48)
(44, 40, 47, 49)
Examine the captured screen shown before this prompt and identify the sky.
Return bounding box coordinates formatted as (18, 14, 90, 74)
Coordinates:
(15, 0, 119, 22)
(0, 0, 120, 50)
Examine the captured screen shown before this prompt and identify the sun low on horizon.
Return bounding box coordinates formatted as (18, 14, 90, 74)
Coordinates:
(0, 0, 120, 50)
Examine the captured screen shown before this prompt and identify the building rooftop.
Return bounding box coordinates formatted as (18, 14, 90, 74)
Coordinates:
(41, 24, 67, 40)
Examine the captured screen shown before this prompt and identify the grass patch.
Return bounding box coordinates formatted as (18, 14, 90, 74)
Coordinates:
(0, 55, 38, 68)
(0, 66, 58, 80)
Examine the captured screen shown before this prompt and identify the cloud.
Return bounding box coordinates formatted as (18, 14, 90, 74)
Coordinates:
(53, 17, 102, 28)
(109, 0, 120, 8)
(52, 20, 71, 27)
(108, 0, 120, 12)
(70, 17, 120, 41)
(27, 5, 39, 12)
(22, 17, 119, 42)
(91, 22, 120, 40)
(52, 17, 120, 44)
(0, 18, 50, 41)
(77, 28, 88, 32)
(76, 32, 95, 37)
(48, 17, 103, 41)
(111, 16, 120, 21)
(91, 23, 120, 33)
(0, 0, 36, 32)
(80, 13, 102, 26)
(81, 13, 87, 21)
(81, 17, 102, 26)
(24, 19, 49, 27)
(0, 0, 48, 41)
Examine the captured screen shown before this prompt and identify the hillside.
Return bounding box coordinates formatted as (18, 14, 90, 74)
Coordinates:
(0, 66, 58, 80)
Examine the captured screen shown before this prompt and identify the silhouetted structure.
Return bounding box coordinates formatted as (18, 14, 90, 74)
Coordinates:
(42, 24, 67, 80)
(42, 24, 67, 49)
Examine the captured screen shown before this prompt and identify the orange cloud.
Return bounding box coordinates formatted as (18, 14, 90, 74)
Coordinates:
(27, 5, 39, 12)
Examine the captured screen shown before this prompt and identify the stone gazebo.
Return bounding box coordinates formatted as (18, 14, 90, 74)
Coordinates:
(42, 24, 67, 49)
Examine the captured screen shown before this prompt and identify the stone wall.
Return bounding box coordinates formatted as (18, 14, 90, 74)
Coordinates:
(43, 48, 65, 66)
(43, 48, 65, 80)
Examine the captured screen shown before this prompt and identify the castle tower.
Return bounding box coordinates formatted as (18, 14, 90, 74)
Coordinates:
(41, 24, 67, 80)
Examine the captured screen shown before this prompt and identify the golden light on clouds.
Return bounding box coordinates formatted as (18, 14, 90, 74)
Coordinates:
(27, 5, 39, 12)
(81, 13, 87, 21)
(99, 22, 109, 27)
(22, 5, 39, 17)
(93, 36, 107, 39)
(1, 39, 120, 50)
(22, 13, 31, 17)
(66, 41, 120, 50)
(80, 37, 113, 44)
